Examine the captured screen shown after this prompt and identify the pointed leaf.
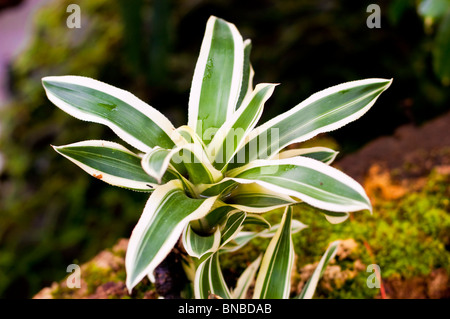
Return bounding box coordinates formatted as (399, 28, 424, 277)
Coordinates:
(53, 140, 157, 191)
(236, 39, 255, 110)
(125, 180, 217, 291)
(229, 78, 392, 168)
(227, 157, 372, 213)
(252, 206, 295, 299)
(42, 76, 182, 152)
(296, 240, 340, 299)
(272, 146, 338, 165)
(208, 83, 277, 170)
(188, 16, 244, 142)
(232, 254, 262, 299)
(194, 252, 231, 299)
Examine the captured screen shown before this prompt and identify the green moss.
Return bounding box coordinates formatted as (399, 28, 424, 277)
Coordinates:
(219, 170, 450, 298)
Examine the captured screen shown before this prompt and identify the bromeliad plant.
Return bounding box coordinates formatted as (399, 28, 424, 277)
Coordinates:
(42, 16, 391, 299)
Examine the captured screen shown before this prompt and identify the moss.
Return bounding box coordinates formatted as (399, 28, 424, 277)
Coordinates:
(218, 169, 450, 298)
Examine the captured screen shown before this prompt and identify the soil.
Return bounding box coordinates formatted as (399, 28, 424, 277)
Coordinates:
(335, 110, 450, 184)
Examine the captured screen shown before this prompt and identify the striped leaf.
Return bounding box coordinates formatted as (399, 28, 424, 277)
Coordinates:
(141, 143, 222, 185)
(219, 211, 246, 247)
(188, 209, 246, 257)
(188, 16, 244, 142)
(194, 252, 231, 299)
(236, 39, 255, 110)
(125, 180, 217, 291)
(221, 218, 306, 253)
(252, 206, 295, 299)
(141, 147, 174, 183)
(190, 205, 238, 235)
(296, 240, 340, 299)
(176, 143, 223, 185)
(176, 125, 208, 155)
(225, 183, 295, 213)
(227, 157, 372, 213)
(182, 224, 221, 259)
(42, 76, 182, 153)
(242, 214, 271, 229)
(53, 140, 157, 191)
(228, 78, 392, 168)
(208, 83, 277, 170)
(232, 254, 262, 299)
(272, 146, 338, 165)
(199, 179, 239, 198)
(324, 211, 350, 224)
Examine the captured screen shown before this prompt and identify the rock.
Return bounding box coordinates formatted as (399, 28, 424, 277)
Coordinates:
(335, 110, 450, 183)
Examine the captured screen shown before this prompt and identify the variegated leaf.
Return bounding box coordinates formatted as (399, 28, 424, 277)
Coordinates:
(53, 140, 157, 191)
(221, 218, 306, 253)
(188, 16, 244, 142)
(125, 180, 217, 291)
(228, 78, 392, 168)
(271, 146, 338, 165)
(236, 39, 254, 110)
(182, 224, 221, 259)
(225, 183, 295, 213)
(194, 252, 231, 299)
(227, 157, 372, 213)
(208, 83, 277, 170)
(296, 240, 340, 299)
(219, 211, 246, 247)
(42, 76, 182, 152)
(232, 254, 262, 299)
(252, 206, 295, 299)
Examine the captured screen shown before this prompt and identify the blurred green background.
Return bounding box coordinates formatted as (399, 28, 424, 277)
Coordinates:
(0, 0, 449, 298)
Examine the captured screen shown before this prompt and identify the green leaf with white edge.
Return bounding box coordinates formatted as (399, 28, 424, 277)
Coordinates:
(296, 240, 340, 299)
(227, 156, 372, 213)
(225, 183, 296, 213)
(208, 83, 277, 171)
(199, 179, 238, 198)
(259, 218, 307, 238)
(176, 125, 209, 154)
(232, 254, 262, 299)
(242, 214, 271, 229)
(188, 16, 244, 142)
(219, 211, 246, 247)
(142, 142, 222, 185)
(42, 76, 183, 153)
(252, 206, 295, 299)
(182, 224, 221, 259)
(53, 140, 157, 192)
(125, 180, 217, 291)
(221, 218, 306, 253)
(220, 231, 258, 253)
(236, 39, 255, 110)
(190, 205, 238, 235)
(178, 143, 223, 185)
(324, 211, 350, 224)
(194, 252, 232, 299)
(141, 147, 174, 183)
(272, 146, 338, 165)
(228, 78, 392, 168)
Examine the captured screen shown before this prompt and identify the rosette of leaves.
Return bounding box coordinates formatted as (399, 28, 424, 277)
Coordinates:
(42, 16, 391, 299)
